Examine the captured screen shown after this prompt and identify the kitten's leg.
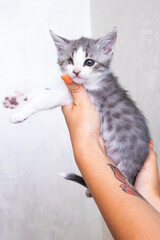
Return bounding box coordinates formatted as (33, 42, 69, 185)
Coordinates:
(10, 88, 72, 123)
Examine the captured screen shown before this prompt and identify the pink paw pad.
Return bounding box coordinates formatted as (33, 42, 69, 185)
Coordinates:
(3, 92, 28, 110)
(9, 97, 19, 105)
(3, 96, 19, 109)
(3, 101, 9, 108)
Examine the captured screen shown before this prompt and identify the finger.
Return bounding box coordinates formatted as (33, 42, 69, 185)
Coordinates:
(61, 74, 91, 106)
(66, 83, 91, 106)
(141, 148, 157, 172)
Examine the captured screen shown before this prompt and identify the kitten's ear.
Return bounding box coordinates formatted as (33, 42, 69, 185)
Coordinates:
(49, 30, 70, 54)
(97, 28, 117, 57)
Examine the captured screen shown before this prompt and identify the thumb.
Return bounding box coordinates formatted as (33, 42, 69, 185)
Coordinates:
(61, 74, 91, 106)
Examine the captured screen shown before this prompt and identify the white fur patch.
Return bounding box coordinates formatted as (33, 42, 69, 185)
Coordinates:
(84, 73, 103, 90)
(73, 47, 86, 71)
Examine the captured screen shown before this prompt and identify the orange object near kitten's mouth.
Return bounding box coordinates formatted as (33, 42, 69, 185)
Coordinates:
(61, 74, 73, 84)
(61, 73, 86, 85)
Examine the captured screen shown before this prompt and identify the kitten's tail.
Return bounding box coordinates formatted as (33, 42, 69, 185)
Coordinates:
(60, 173, 87, 187)
(60, 173, 92, 197)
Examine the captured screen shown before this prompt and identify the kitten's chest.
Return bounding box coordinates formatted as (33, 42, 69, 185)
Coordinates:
(87, 89, 109, 113)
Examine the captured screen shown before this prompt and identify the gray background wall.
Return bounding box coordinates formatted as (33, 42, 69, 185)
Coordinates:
(0, 0, 160, 239)
(91, 0, 160, 239)
(0, 1, 103, 240)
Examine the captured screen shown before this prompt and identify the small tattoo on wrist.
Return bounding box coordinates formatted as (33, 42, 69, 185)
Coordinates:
(107, 164, 147, 202)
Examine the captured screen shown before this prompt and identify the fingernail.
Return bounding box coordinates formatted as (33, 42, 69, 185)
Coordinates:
(149, 139, 153, 149)
(61, 74, 73, 84)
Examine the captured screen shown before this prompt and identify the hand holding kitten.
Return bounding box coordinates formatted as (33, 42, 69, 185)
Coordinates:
(61, 75, 105, 158)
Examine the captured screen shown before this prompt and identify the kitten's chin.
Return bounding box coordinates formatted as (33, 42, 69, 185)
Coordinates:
(71, 76, 87, 85)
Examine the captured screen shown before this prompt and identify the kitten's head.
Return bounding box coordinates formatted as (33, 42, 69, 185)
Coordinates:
(50, 28, 117, 87)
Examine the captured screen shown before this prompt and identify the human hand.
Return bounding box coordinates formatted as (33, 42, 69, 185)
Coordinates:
(61, 80, 105, 158)
(135, 148, 160, 212)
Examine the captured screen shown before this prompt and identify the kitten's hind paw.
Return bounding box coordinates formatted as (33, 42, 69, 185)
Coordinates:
(85, 188, 92, 198)
(3, 91, 28, 109)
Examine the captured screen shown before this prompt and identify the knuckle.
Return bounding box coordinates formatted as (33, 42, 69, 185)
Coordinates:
(70, 84, 81, 94)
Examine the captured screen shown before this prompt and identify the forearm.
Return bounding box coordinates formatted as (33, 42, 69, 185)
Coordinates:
(73, 139, 160, 240)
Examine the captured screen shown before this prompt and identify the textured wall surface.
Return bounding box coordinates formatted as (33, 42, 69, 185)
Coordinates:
(91, 0, 160, 239)
(0, 1, 103, 240)
(1, 1, 160, 239)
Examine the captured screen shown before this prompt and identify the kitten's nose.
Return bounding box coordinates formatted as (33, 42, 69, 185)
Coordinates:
(73, 69, 81, 76)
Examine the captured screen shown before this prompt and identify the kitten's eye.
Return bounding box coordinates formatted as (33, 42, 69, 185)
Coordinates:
(84, 59, 95, 67)
(68, 58, 73, 65)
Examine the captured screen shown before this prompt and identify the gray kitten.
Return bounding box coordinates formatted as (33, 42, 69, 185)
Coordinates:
(3, 28, 150, 189)
(51, 28, 150, 186)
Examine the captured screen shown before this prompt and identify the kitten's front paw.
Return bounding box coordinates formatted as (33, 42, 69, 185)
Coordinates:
(10, 112, 28, 123)
(3, 91, 28, 109)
